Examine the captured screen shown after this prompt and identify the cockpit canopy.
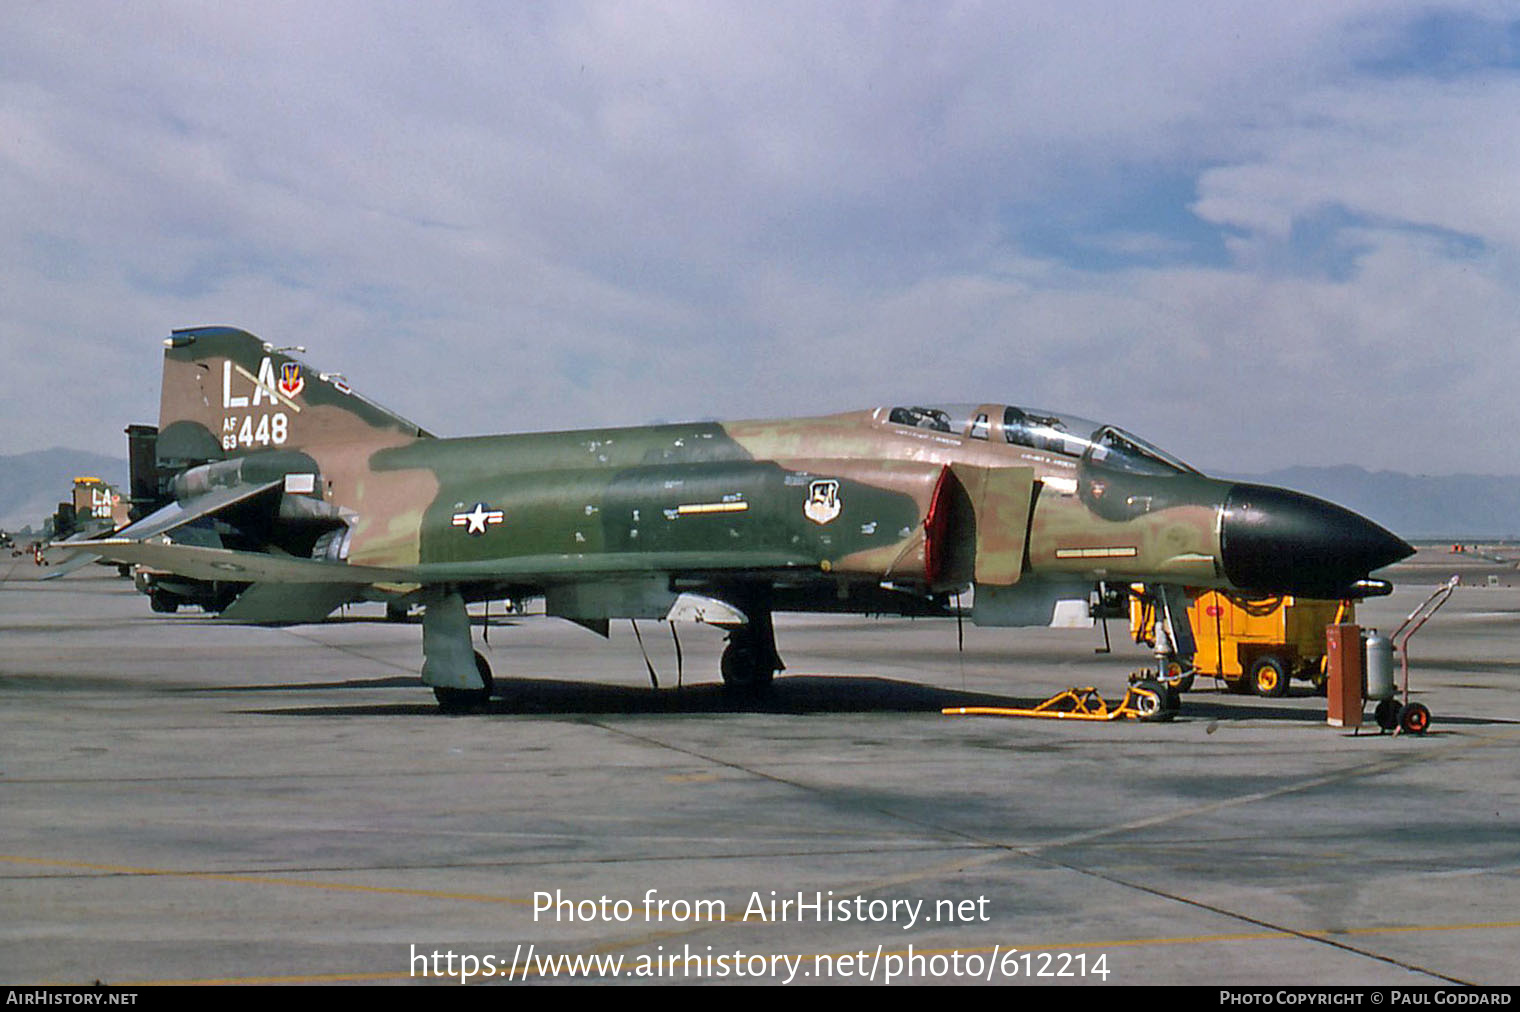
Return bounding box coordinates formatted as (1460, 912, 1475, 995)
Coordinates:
(884, 403, 1200, 477)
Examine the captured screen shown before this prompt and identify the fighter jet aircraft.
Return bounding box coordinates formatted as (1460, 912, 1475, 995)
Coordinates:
(54, 327, 1413, 710)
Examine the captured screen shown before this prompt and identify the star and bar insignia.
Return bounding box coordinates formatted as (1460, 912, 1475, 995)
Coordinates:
(451, 502, 505, 535)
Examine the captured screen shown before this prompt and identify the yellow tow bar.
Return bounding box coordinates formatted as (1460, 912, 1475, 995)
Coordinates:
(942, 682, 1176, 722)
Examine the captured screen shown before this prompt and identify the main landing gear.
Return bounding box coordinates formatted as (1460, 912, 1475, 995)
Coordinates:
(419, 588, 786, 710)
(421, 591, 495, 713)
(720, 609, 783, 693)
(433, 651, 494, 713)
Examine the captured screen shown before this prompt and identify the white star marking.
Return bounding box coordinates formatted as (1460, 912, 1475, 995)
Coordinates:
(452, 503, 505, 535)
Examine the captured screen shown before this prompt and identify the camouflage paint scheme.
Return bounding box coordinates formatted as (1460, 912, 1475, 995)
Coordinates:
(67, 327, 1411, 705)
(155, 330, 1218, 587)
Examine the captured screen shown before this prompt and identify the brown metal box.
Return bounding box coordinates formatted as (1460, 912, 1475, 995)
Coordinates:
(1325, 623, 1363, 728)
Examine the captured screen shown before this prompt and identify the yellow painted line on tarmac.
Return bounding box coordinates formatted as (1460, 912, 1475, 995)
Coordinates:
(2, 853, 734, 924)
(126, 971, 413, 985)
(0, 854, 531, 906)
(1017, 919, 1520, 950)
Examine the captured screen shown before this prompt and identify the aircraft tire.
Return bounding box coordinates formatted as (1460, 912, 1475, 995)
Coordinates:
(1130, 679, 1176, 722)
(1249, 655, 1289, 698)
(1399, 701, 1431, 735)
(433, 652, 495, 713)
(720, 641, 775, 692)
(149, 591, 179, 614)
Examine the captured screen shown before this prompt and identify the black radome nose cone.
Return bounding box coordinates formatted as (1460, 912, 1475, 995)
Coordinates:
(1221, 484, 1414, 598)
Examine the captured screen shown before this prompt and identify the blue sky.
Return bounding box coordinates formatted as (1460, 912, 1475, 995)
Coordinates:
(3, 1, 1519, 475)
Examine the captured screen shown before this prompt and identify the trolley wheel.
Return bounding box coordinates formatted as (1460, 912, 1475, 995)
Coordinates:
(1162, 661, 1195, 694)
(1249, 655, 1289, 698)
(1373, 697, 1401, 732)
(1399, 702, 1431, 735)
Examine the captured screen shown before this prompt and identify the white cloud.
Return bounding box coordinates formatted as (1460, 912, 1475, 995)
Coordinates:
(2, 1, 1518, 476)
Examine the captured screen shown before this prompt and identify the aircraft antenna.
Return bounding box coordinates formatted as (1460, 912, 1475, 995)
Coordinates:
(954, 591, 964, 653)
(954, 591, 966, 692)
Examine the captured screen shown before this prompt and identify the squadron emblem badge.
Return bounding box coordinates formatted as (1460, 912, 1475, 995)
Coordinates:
(278, 362, 305, 399)
(804, 480, 842, 525)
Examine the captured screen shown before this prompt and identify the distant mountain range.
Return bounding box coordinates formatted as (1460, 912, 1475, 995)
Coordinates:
(1233, 467, 1520, 541)
(2, 449, 1516, 540)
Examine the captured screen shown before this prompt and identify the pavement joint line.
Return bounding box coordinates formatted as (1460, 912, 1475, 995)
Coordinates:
(586, 720, 990, 848)
(573, 851, 1020, 955)
(585, 719, 1441, 859)
(1025, 750, 1427, 852)
(272, 627, 420, 676)
(0, 843, 990, 881)
(8, 575, 1516, 984)
(3, 852, 989, 926)
(22, 847, 1510, 962)
(0, 855, 535, 904)
(1031, 852, 1478, 987)
(582, 720, 1492, 984)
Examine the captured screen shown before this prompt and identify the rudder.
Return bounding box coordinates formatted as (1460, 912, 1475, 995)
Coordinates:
(157, 326, 431, 470)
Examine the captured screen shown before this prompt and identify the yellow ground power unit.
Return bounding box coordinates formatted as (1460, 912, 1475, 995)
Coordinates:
(1130, 589, 1352, 697)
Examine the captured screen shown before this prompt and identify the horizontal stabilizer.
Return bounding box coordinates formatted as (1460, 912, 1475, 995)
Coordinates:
(42, 479, 285, 571)
(109, 479, 284, 542)
(40, 523, 133, 579)
(38, 551, 102, 580)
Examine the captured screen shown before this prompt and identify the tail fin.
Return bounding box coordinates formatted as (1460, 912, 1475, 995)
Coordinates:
(156, 326, 431, 469)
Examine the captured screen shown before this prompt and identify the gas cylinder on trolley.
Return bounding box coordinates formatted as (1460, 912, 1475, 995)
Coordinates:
(1364, 630, 1395, 703)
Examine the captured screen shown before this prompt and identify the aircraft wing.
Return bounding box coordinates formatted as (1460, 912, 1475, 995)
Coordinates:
(81, 537, 814, 586)
(72, 538, 412, 584)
